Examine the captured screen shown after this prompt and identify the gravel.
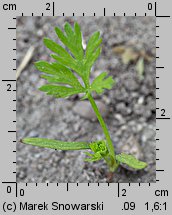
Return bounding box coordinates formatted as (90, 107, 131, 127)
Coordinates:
(17, 16, 156, 183)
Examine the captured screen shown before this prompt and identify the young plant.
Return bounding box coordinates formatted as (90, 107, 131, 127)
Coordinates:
(21, 22, 147, 173)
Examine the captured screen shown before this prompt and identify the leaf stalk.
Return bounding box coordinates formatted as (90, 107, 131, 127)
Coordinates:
(87, 93, 118, 172)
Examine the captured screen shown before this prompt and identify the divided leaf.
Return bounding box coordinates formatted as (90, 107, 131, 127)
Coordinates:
(91, 72, 115, 94)
(35, 60, 85, 98)
(84, 32, 102, 79)
(22, 138, 91, 150)
(85, 32, 102, 58)
(55, 22, 84, 61)
(116, 153, 147, 170)
(43, 38, 73, 60)
(54, 23, 102, 85)
(35, 61, 83, 89)
(83, 47, 102, 81)
(35, 21, 114, 99)
(39, 85, 85, 98)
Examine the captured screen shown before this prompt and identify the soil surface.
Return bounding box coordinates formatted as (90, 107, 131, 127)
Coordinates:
(17, 17, 156, 183)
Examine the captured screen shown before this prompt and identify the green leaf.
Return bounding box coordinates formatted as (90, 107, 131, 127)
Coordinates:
(35, 61, 56, 75)
(84, 47, 102, 80)
(54, 22, 102, 86)
(43, 38, 73, 60)
(55, 23, 83, 61)
(74, 22, 84, 59)
(91, 72, 115, 94)
(35, 61, 83, 89)
(84, 152, 103, 162)
(64, 22, 75, 38)
(85, 32, 102, 59)
(35, 60, 85, 98)
(116, 153, 147, 170)
(50, 54, 82, 78)
(54, 26, 69, 49)
(36, 22, 114, 99)
(136, 57, 144, 79)
(39, 84, 85, 98)
(22, 138, 91, 150)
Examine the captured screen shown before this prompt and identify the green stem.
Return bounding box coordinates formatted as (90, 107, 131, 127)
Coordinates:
(88, 93, 118, 171)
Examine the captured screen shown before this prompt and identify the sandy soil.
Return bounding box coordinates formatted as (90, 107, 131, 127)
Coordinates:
(17, 16, 156, 183)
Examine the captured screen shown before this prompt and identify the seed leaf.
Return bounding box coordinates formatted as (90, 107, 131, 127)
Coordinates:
(91, 72, 115, 94)
(116, 153, 147, 170)
(22, 138, 91, 150)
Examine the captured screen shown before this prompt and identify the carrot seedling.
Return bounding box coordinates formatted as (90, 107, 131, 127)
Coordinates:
(21, 22, 147, 173)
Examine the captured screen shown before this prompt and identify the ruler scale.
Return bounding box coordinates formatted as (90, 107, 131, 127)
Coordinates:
(0, 0, 171, 214)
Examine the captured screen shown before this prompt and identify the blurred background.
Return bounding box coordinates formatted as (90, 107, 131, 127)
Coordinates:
(17, 17, 156, 183)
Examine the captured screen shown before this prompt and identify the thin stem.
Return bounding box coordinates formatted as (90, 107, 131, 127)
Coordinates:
(88, 93, 117, 171)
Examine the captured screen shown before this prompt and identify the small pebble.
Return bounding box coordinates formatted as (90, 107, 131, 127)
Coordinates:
(72, 100, 108, 121)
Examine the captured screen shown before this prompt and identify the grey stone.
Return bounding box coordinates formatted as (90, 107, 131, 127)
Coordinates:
(114, 114, 126, 125)
(72, 100, 108, 121)
(116, 102, 132, 116)
(122, 73, 139, 91)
